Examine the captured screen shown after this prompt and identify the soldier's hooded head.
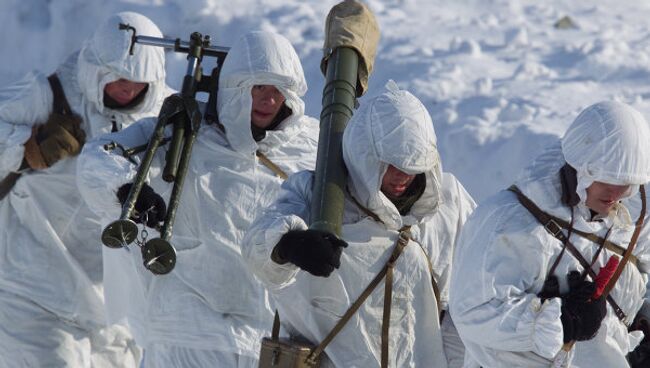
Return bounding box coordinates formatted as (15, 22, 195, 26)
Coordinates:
(217, 31, 307, 155)
(561, 101, 650, 214)
(77, 12, 166, 116)
(343, 81, 442, 229)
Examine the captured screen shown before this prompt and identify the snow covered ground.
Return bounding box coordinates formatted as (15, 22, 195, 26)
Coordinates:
(2, 0, 650, 202)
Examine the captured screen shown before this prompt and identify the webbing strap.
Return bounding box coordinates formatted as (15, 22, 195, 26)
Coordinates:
(346, 187, 442, 316)
(47, 74, 73, 116)
(414, 242, 443, 318)
(381, 229, 410, 367)
(508, 185, 624, 320)
(256, 151, 288, 180)
(531, 206, 638, 266)
(346, 185, 383, 224)
(271, 310, 281, 340)
(601, 186, 645, 298)
(306, 227, 411, 367)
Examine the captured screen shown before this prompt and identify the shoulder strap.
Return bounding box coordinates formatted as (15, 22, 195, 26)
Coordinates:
(346, 185, 384, 224)
(46, 73, 73, 116)
(380, 227, 410, 368)
(0, 172, 21, 200)
(413, 242, 442, 318)
(508, 185, 643, 323)
(535, 209, 636, 266)
(508, 185, 637, 266)
(271, 310, 281, 341)
(601, 185, 645, 298)
(306, 226, 411, 367)
(256, 151, 288, 180)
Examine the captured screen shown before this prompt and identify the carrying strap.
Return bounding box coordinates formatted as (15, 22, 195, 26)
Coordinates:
(508, 185, 646, 323)
(346, 186, 442, 315)
(0, 172, 22, 200)
(516, 198, 639, 267)
(380, 228, 410, 368)
(256, 151, 288, 180)
(601, 186, 645, 298)
(306, 227, 412, 367)
(346, 185, 384, 224)
(47, 74, 73, 116)
(413, 243, 443, 318)
(271, 310, 281, 340)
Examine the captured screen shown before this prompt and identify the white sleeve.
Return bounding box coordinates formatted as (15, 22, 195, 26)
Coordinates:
(241, 171, 314, 289)
(76, 118, 157, 222)
(450, 200, 564, 361)
(436, 174, 478, 308)
(0, 72, 52, 176)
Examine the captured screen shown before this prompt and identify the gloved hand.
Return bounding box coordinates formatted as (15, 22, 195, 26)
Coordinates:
(36, 112, 86, 167)
(116, 183, 166, 228)
(560, 270, 607, 343)
(537, 274, 560, 303)
(272, 229, 348, 277)
(24, 126, 48, 170)
(628, 314, 650, 367)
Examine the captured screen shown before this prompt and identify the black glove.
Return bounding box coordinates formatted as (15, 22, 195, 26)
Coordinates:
(628, 340, 650, 368)
(538, 275, 560, 303)
(116, 183, 166, 228)
(273, 229, 348, 277)
(628, 313, 650, 367)
(560, 271, 607, 343)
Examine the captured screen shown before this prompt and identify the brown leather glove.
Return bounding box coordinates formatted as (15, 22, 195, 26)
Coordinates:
(24, 126, 47, 170)
(36, 112, 86, 167)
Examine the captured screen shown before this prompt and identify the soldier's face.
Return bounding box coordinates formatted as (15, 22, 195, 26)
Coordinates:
(381, 165, 417, 198)
(251, 85, 286, 129)
(104, 79, 148, 106)
(585, 181, 631, 215)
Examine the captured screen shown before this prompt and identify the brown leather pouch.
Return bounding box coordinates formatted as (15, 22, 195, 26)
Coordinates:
(258, 337, 320, 368)
(258, 312, 320, 368)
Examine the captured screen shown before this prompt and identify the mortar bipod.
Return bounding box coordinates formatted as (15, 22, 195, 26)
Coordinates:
(101, 27, 228, 275)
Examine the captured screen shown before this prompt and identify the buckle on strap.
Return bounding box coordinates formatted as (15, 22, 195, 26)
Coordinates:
(544, 219, 563, 238)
